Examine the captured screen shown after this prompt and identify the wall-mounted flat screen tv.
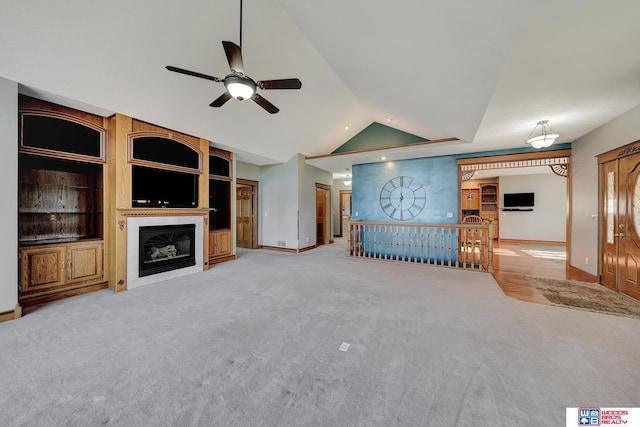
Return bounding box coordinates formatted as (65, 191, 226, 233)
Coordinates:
(503, 192, 534, 208)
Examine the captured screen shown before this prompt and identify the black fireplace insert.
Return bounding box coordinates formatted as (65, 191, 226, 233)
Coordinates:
(139, 224, 196, 277)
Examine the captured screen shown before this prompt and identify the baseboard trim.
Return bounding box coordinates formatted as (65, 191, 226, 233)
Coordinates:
(568, 265, 599, 282)
(208, 254, 238, 265)
(261, 245, 318, 254)
(0, 304, 23, 323)
(499, 239, 565, 246)
(261, 246, 299, 253)
(20, 282, 109, 308)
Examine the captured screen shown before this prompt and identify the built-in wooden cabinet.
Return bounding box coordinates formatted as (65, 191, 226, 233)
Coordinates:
(209, 229, 232, 258)
(18, 96, 107, 305)
(479, 183, 499, 238)
(461, 188, 480, 211)
(208, 148, 235, 264)
(20, 238, 104, 300)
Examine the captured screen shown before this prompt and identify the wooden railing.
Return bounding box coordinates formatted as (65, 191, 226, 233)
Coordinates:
(347, 221, 493, 272)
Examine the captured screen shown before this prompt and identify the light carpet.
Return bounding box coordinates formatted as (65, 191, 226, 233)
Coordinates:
(0, 239, 638, 426)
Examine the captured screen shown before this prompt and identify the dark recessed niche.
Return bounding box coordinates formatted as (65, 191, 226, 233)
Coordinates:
(209, 179, 230, 229)
(132, 137, 199, 169)
(209, 155, 230, 177)
(132, 165, 199, 208)
(21, 114, 102, 158)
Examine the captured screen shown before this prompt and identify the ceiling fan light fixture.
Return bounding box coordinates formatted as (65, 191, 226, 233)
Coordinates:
(525, 120, 559, 149)
(225, 75, 256, 101)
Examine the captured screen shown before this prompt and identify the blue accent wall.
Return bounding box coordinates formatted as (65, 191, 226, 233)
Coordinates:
(351, 143, 572, 225)
(352, 156, 459, 224)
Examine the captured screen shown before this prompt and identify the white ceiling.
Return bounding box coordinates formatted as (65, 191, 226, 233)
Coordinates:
(2, 0, 639, 174)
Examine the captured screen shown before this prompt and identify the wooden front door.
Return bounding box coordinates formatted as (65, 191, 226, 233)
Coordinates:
(599, 141, 640, 300)
(236, 185, 253, 248)
(617, 154, 640, 300)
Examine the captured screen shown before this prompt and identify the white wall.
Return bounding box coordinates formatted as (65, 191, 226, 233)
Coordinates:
(237, 158, 331, 250)
(260, 155, 300, 249)
(571, 104, 640, 275)
(499, 173, 566, 242)
(236, 161, 261, 181)
(0, 77, 18, 313)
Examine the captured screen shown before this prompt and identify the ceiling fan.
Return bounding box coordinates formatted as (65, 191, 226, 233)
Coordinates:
(165, 0, 302, 114)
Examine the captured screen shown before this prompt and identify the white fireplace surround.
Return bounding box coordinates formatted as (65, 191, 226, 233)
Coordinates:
(127, 216, 204, 289)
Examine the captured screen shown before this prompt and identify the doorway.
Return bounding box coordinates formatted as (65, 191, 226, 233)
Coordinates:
(316, 184, 331, 246)
(598, 141, 640, 301)
(339, 190, 352, 237)
(457, 149, 571, 268)
(236, 179, 258, 249)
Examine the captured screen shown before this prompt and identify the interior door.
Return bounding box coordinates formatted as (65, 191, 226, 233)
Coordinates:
(316, 189, 326, 245)
(617, 155, 640, 300)
(600, 160, 618, 291)
(236, 185, 253, 248)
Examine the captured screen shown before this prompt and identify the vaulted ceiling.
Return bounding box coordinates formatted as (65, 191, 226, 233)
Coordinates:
(2, 0, 639, 175)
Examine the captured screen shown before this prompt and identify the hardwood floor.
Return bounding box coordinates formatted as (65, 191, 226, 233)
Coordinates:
(491, 240, 598, 305)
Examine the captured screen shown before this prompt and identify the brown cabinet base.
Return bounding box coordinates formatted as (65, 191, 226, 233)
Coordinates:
(208, 229, 235, 265)
(19, 240, 105, 304)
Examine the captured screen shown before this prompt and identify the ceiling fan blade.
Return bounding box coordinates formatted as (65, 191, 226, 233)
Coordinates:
(257, 78, 302, 90)
(165, 66, 222, 82)
(210, 92, 232, 108)
(222, 41, 244, 74)
(253, 94, 279, 114)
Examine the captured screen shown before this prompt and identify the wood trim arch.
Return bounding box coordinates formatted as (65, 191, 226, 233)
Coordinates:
(18, 109, 107, 163)
(127, 131, 203, 174)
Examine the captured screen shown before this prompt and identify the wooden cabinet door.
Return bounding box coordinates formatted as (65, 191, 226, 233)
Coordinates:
(215, 230, 231, 256)
(20, 246, 66, 293)
(209, 230, 232, 257)
(67, 241, 103, 284)
(461, 189, 479, 210)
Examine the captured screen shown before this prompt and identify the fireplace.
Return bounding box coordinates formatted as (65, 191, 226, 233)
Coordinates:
(139, 224, 196, 277)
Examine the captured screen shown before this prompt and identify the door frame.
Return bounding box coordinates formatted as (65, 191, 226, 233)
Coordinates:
(457, 148, 572, 270)
(339, 190, 352, 237)
(236, 178, 259, 249)
(315, 183, 332, 245)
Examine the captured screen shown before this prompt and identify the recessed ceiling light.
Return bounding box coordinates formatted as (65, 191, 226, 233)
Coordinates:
(385, 117, 392, 122)
(381, 156, 387, 160)
(344, 125, 350, 131)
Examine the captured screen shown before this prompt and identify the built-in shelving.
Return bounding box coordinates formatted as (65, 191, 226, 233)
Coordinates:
(18, 96, 107, 305)
(479, 183, 499, 239)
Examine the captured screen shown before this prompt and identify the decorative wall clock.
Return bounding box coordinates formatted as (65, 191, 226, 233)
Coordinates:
(379, 176, 426, 221)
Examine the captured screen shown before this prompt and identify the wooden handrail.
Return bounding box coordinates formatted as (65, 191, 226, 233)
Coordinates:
(347, 220, 493, 272)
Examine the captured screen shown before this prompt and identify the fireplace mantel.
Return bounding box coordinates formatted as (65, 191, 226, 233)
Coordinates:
(116, 208, 210, 217)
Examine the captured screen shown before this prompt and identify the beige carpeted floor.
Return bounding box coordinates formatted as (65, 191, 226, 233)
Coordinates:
(0, 238, 638, 426)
